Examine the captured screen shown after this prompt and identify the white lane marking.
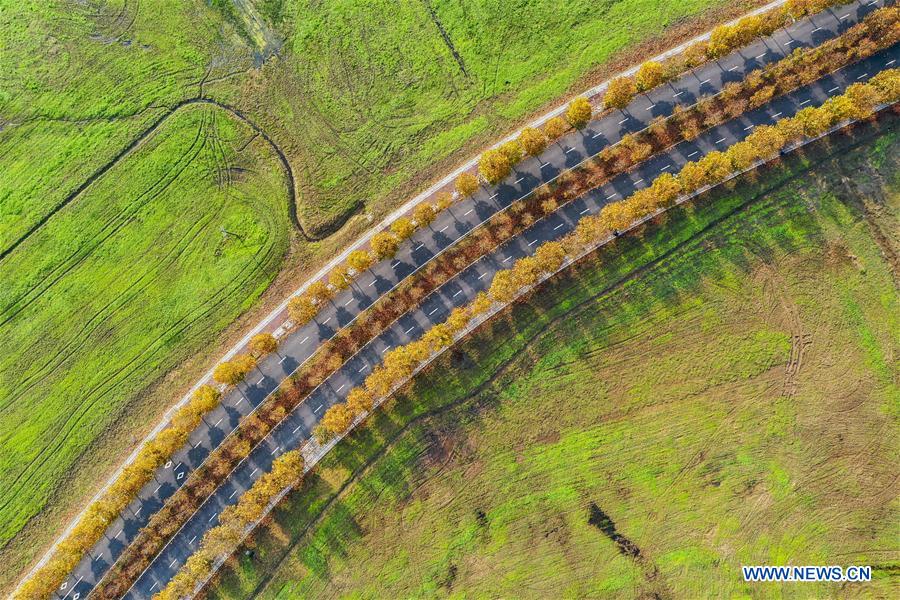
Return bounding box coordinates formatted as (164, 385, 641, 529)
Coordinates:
(839, 13, 850, 20)
(115, 529, 123, 539)
(323, 318, 332, 325)
(405, 326, 415, 334)
(633, 178, 644, 185)
(856, 73, 868, 80)
(229, 489, 238, 499)
(527, 239, 538, 246)
(727, 66, 739, 72)
(478, 272, 488, 279)
(368, 280, 377, 287)
(214, 418, 224, 427)
(661, 165, 671, 171)
(343, 298, 353, 306)
(154, 485, 162, 493)
(490, 193, 498, 199)
(336, 384, 346, 392)
(293, 424, 303, 433)
(618, 118, 629, 125)
(887, 59, 896, 66)
(279, 355, 287, 363)
(812, 26, 822, 33)
(453, 290, 463, 297)
(645, 104, 655, 110)
(134, 507, 142, 516)
(169, 559, 178, 569)
(236, 397, 246, 406)
(257, 377, 265, 385)
(715, 137, 726, 144)
(208, 512, 217, 522)
(688, 151, 699, 158)
(414, 243, 424, 250)
(772, 111, 782, 118)
(381, 345, 391, 353)
(428, 307, 439, 315)
(315, 404, 324, 413)
(743, 124, 754, 131)
(553, 223, 564, 230)
(673, 91, 683, 97)
(799, 99, 811, 106)
(755, 52, 766, 60)
(270, 446, 279, 455)
(591, 132, 602, 139)
(700, 78, 711, 85)
(464, 209, 473, 216)
(250, 468, 259, 476)
(189, 535, 197, 544)
(391, 260, 401, 267)
(150, 582, 159, 592)
(515, 177, 524, 184)
(502, 256, 512, 262)
(301, 336, 309, 343)
(606, 193, 617, 200)
(439, 225, 449, 232)
(358, 364, 367, 372)
(580, 207, 591, 214)
(785, 39, 797, 45)
(565, 147, 576, 154)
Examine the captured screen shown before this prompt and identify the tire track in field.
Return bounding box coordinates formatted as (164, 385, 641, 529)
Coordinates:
(0, 110, 289, 520)
(0, 96, 310, 265)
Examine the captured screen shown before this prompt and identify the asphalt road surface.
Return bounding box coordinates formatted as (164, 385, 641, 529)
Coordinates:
(49, 2, 891, 598)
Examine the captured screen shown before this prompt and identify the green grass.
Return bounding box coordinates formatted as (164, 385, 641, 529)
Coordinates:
(208, 123, 899, 599)
(0, 0, 752, 581)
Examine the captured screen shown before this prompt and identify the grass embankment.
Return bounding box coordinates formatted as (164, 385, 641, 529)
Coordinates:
(0, 0, 749, 583)
(209, 120, 899, 598)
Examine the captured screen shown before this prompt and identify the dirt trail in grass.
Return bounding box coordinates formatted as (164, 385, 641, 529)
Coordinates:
(0, 97, 331, 263)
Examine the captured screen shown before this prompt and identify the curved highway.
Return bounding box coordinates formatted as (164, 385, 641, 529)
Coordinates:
(49, 2, 890, 598)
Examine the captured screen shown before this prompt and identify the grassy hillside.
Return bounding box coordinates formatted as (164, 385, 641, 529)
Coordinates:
(209, 121, 900, 599)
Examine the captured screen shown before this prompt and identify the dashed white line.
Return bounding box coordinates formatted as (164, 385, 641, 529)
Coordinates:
(336, 384, 346, 392)
(828, 86, 840, 93)
(270, 446, 279, 455)
(700, 78, 711, 85)
(633, 178, 644, 185)
(591, 132, 602, 139)
(315, 404, 324, 413)
(301, 336, 309, 344)
(236, 397, 245, 406)
(279, 355, 287, 363)
(323, 317, 331, 325)
(169, 559, 178, 569)
(502, 256, 512, 262)
(154, 485, 162, 493)
(439, 225, 449, 232)
(580, 207, 591, 214)
(887, 59, 896, 66)
(661, 165, 671, 171)
(115, 530, 123, 539)
(772, 111, 782, 118)
(490, 193, 498, 199)
(405, 326, 415, 334)
(214, 418, 223, 427)
(414, 243, 424, 250)
(478, 272, 488, 279)
(527, 239, 538, 246)
(856, 73, 868, 80)
(463, 209, 474, 216)
(293, 424, 303, 433)
(785, 39, 797, 45)
(606, 193, 617, 200)
(645, 104, 655, 110)
(811, 26, 822, 33)
(618, 118, 629, 125)
(343, 298, 353, 306)
(565, 147, 576, 154)
(515, 177, 524, 184)
(368, 280, 377, 287)
(134, 506, 142, 516)
(743, 124, 754, 131)
(727, 66, 739, 72)
(799, 99, 811, 106)
(839, 13, 850, 20)
(755, 52, 766, 60)
(673, 91, 684, 97)
(688, 151, 699, 158)
(714, 137, 726, 144)
(250, 468, 259, 476)
(428, 307, 439, 315)
(453, 290, 463, 297)
(358, 364, 367, 372)
(553, 223, 564, 230)
(381, 345, 391, 353)
(229, 489, 238, 499)
(257, 377, 265, 385)
(189, 535, 197, 544)
(208, 513, 217, 522)
(150, 582, 159, 592)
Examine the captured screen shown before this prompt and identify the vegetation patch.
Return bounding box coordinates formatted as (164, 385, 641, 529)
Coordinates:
(208, 120, 899, 599)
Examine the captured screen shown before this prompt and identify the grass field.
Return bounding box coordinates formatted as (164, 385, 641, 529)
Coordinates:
(2, 0, 756, 582)
(208, 122, 900, 599)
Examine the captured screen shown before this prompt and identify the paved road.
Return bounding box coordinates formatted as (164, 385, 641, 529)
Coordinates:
(49, 2, 890, 598)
